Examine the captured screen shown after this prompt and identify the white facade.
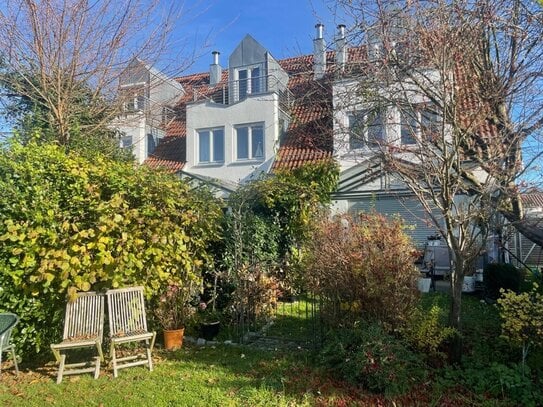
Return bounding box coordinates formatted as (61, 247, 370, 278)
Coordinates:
(185, 92, 280, 183)
(116, 58, 184, 163)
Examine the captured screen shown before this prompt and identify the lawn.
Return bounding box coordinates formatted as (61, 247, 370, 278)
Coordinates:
(1, 343, 379, 407)
(0, 293, 539, 406)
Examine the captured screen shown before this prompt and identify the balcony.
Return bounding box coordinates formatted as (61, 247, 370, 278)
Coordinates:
(191, 74, 293, 112)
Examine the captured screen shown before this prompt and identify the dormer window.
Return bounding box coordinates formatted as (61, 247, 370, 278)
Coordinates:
(236, 65, 263, 101)
(348, 110, 385, 149)
(400, 104, 440, 144)
(122, 86, 146, 112)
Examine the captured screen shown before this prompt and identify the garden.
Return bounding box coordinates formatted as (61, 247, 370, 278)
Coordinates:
(1, 140, 543, 406)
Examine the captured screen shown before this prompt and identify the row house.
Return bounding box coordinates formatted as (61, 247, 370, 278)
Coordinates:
(115, 24, 542, 270)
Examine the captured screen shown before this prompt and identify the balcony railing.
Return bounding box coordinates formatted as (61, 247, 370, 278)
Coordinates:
(117, 96, 176, 129)
(191, 74, 294, 111)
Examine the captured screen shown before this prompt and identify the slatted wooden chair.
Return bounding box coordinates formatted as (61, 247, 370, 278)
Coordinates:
(50, 292, 104, 384)
(106, 286, 156, 378)
(0, 313, 20, 376)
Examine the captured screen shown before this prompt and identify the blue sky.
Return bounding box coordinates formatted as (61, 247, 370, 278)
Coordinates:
(174, 0, 338, 75)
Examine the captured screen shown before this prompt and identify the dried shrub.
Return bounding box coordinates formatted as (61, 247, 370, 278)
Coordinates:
(304, 213, 420, 329)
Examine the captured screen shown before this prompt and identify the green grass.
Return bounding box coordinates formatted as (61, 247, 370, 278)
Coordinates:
(0, 345, 321, 406)
(266, 298, 319, 343)
(2, 293, 540, 406)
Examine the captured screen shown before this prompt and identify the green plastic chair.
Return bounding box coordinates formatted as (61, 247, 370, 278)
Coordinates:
(0, 313, 20, 376)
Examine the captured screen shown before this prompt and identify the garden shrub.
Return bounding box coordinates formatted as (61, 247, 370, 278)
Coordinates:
(217, 163, 338, 325)
(497, 284, 543, 367)
(484, 263, 522, 300)
(0, 141, 222, 355)
(402, 304, 456, 360)
(318, 322, 427, 397)
(304, 213, 420, 330)
(438, 363, 543, 407)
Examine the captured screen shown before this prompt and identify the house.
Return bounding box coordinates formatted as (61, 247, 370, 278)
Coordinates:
(115, 23, 542, 267)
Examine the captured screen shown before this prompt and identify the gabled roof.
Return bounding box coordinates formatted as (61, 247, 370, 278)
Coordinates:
(522, 192, 543, 209)
(144, 50, 344, 172)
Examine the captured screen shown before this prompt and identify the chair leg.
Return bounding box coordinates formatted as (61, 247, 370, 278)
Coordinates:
(56, 353, 66, 384)
(145, 339, 153, 372)
(0, 349, 3, 377)
(111, 343, 118, 378)
(94, 356, 100, 380)
(10, 347, 19, 375)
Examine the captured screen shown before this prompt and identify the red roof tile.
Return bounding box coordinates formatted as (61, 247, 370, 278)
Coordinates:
(145, 135, 186, 172)
(145, 51, 341, 172)
(522, 193, 543, 208)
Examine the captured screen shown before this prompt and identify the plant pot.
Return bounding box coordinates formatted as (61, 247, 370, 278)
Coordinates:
(462, 276, 476, 293)
(417, 277, 432, 293)
(163, 327, 184, 350)
(200, 321, 220, 341)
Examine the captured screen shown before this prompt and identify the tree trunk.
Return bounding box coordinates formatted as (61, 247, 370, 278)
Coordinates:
(448, 261, 464, 364)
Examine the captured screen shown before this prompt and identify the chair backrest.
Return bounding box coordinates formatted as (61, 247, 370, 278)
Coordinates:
(63, 292, 104, 341)
(106, 286, 149, 337)
(0, 313, 18, 349)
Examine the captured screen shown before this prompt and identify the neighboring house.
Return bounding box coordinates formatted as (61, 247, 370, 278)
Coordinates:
(114, 58, 184, 164)
(114, 24, 542, 268)
(506, 193, 543, 271)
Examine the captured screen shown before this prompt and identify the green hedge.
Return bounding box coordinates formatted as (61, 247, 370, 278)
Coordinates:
(0, 141, 221, 355)
(484, 263, 522, 300)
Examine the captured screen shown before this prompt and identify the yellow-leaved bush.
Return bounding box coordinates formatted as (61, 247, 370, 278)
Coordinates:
(497, 284, 543, 366)
(0, 141, 222, 355)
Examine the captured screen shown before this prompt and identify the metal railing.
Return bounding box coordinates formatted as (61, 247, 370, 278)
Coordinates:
(191, 74, 294, 111)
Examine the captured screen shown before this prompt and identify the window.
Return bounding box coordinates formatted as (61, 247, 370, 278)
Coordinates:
(120, 135, 132, 148)
(122, 87, 146, 112)
(400, 104, 440, 144)
(236, 66, 263, 100)
(348, 110, 385, 149)
(147, 133, 164, 155)
(198, 128, 224, 163)
(400, 108, 418, 145)
(235, 124, 264, 160)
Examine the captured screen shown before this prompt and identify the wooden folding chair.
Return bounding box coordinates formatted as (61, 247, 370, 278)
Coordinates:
(106, 286, 156, 378)
(0, 313, 20, 376)
(50, 292, 104, 384)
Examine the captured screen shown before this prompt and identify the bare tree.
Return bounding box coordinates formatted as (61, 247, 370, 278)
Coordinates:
(0, 0, 201, 146)
(330, 0, 543, 360)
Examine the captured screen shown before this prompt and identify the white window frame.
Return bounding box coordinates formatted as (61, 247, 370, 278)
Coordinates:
(348, 109, 385, 150)
(236, 65, 263, 100)
(120, 133, 133, 149)
(234, 123, 265, 161)
(197, 127, 225, 164)
(400, 103, 440, 145)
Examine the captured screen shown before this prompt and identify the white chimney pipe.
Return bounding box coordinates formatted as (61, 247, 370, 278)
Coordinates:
(313, 23, 326, 79)
(210, 51, 222, 86)
(336, 24, 347, 71)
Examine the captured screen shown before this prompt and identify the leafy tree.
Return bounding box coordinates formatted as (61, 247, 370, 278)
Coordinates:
(0, 140, 222, 355)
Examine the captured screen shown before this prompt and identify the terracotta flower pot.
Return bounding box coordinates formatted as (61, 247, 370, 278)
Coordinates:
(163, 327, 185, 350)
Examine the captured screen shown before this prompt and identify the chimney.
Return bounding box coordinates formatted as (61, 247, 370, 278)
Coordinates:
(336, 24, 347, 71)
(313, 23, 326, 80)
(209, 51, 222, 86)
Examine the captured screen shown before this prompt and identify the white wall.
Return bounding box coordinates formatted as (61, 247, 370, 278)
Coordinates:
(185, 92, 280, 183)
(114, 114, 147, 163)
(332, 70, 442, 173)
